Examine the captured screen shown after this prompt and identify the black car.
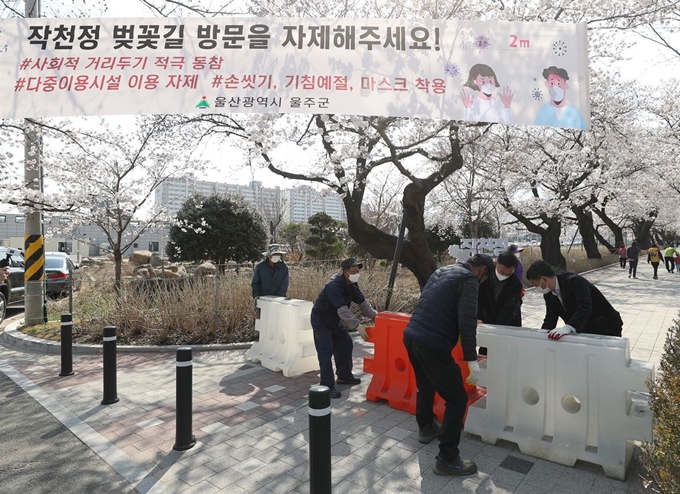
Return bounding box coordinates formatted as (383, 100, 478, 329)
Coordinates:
(45, 253, 81, 298)
(0, 247, 25, 323)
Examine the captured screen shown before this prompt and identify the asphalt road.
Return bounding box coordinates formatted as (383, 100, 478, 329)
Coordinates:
(0, 352, 135, 493)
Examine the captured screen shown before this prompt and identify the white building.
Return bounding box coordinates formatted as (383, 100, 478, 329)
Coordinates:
(154, 178, 345, 223)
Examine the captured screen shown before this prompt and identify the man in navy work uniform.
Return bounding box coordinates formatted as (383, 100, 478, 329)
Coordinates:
(311, 258, 378, 399)
(403, 254, 491, 477)
(251, 247, 289, 299)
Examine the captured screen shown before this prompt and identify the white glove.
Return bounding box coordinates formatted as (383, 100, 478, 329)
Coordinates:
(548, 326, 572, 341)
(466, 361, 480, 385)
(357, 325, 369, 341)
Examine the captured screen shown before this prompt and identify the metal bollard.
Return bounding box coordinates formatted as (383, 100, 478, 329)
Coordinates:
(101, 326, 119, 405)
(309, 385, 331, 494)
(59, 313, 74, 377)
(173, 347, 196, 451)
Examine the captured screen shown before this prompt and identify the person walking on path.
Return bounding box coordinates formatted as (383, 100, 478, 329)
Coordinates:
(648, 244, 663, 280)
(664, 245, 678, 273)
(617, 245, 627, 269)
(251, 247, 289, 298)
(311, 258, 378, 399)
(403, 254, 491, 477)
(675, 252, 680, 274)
(627, 241, 640, 279)
(526, 260, 623, 338)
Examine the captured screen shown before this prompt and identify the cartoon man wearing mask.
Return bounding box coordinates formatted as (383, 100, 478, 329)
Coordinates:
(534, 66, 587, 130)
(459, 63, 514, 124)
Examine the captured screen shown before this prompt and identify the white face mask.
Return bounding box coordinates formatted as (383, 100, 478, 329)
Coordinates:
(270, 256, 281, 263)
(348, 273, 360, 283)
(549, 85, 565, 102)
(538, 278, 552, 294)
(481, 83, 495, 96)
(495, 269, 510, 282)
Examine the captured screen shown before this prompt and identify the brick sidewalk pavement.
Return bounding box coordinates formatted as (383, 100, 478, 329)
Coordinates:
(2, 263, 674, 493)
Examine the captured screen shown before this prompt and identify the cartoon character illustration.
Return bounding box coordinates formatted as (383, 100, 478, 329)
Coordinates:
(534, 66, 587, 130)
(459, 63, 514, 124)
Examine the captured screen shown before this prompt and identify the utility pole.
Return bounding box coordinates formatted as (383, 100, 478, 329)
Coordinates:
(24, 0, 45, 326)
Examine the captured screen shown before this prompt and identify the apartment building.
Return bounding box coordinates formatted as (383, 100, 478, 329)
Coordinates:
(154, 178, 345, 223)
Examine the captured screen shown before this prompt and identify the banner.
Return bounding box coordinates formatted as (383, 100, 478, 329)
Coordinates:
(0, 17, 590, 129)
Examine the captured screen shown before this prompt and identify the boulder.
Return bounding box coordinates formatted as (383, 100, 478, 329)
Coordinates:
(130, 250, 152, 266)
(135, 268, 150, 278)
(150, 253, 164, 267)
(195, 262, 216, 276)
(160, 270, 181, 279)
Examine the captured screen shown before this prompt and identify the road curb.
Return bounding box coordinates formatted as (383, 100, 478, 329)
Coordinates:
(0, 318, 254, 355)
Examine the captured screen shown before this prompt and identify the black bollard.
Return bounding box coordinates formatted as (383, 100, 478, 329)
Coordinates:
(101, 326, 119, 405)
(59, 313, 74, 377)
(309, 385, 331, 494)
(173, 347, 196, 451)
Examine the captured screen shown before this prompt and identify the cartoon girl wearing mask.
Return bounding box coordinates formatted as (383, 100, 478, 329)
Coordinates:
(459, 63, 515, 124)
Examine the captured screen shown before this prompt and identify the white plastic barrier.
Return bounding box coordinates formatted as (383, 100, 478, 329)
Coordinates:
(464, 324, 654, 480)
(246, 296, 319, 377)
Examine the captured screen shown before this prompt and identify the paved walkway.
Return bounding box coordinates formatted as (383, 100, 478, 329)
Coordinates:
(1, 263, 677, 494)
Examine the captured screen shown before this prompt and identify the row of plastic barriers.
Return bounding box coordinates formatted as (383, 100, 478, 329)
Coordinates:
(246, 300, 654, 481)
(363, 312, 654, 481)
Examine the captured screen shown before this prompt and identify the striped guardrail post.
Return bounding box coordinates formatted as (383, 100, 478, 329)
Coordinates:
(59, 313, 74, 377)
(173, 347, 196, 451)
(101, 326, 119, 405)
(309, 385, 331, 494)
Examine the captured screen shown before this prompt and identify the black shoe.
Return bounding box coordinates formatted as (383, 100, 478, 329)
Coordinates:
(336, 376, 361, 385)
(329, 387, 341, 398)
(418, 420, 443, 444)
(628, 274, 631, 278)
(433, 455, 478, 476)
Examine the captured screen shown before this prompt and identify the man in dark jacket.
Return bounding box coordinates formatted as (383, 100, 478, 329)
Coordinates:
(478, 252, 523, 325)
(251, 247, 289, 298)
(402, 254, 491, 477)
(311, 258, 378, 399)
(526, 260, 623, 339)
(477, 252, 523, 355)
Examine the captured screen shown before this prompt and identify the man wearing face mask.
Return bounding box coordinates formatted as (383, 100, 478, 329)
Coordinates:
(526, 260, 623, 340)
(311, 258, 378, 399)
(251, 247, 289, 299)
(533, 66, 587, 130)
(476, 252, 523, 355)
(402, 254, 490, 477)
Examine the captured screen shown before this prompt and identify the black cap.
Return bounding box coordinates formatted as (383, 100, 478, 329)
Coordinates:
(341, 258, 363, 269)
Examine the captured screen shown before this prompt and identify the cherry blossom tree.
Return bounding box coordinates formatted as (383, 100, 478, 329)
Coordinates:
(45, 116, 206, 286)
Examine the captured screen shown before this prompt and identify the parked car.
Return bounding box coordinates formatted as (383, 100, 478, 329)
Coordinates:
(0, 247, 25, 323)
(45, 252, 81, 298)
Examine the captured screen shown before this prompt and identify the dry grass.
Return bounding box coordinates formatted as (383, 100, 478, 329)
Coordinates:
(39, 260, 422, 345)
(35, 247, 616, 346)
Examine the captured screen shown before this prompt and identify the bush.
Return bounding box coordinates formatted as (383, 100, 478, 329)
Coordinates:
(642, 316, 680, 493)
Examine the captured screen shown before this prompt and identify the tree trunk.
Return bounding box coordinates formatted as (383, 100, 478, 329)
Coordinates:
(540, 218, 566, 269)
(631, 218, 655, 249)
(592, 207, 624, 249)
(343, 182, 437, 291)
(572, 206, 601, 259)
(593, 228, 615, 252)
(114, 249, 123, 294)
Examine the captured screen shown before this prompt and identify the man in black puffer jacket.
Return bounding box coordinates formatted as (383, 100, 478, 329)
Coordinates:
(403, 254, 491, 477)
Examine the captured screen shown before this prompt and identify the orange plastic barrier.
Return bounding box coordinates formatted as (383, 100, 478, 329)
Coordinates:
(364, 311, 486, 423)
